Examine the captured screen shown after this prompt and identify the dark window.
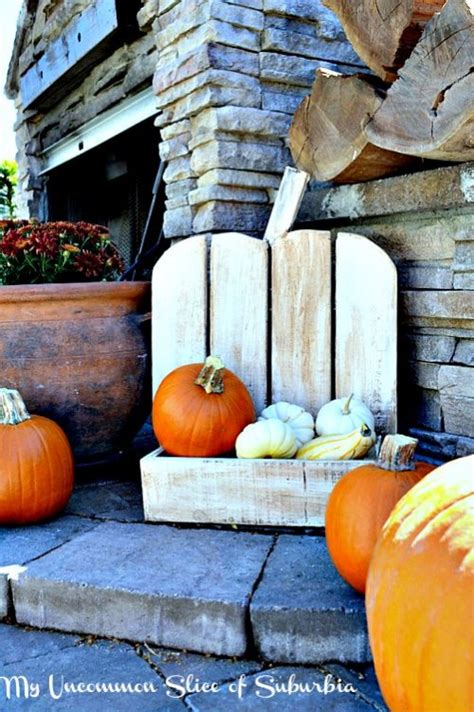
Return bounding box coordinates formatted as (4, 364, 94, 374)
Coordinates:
(46, 118, 164, 271)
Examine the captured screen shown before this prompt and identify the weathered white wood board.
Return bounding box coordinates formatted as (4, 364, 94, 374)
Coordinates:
(335, 232, 397, 433)
(146, 168, 398, 527)
(272, 230, 332, 412)
(263, 167, 309, 245)
(210, 233, 269, 414)
(152, 236, 207, 395)
(141, 449, 375, 527)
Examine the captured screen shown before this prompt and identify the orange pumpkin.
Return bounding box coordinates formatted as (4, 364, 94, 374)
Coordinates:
(366, 455, 474, 712)
(153, 355, 256, 457)
(0, 388, 74, 525)
(325, 434, 434, 593)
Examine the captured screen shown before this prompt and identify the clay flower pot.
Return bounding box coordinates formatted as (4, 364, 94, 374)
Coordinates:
(0, 281, 151, 463)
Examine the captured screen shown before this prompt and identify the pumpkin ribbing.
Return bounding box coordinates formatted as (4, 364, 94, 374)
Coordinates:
(315, 395, 375, 436)
(325, 434, 434, 593)
(366, 456, 474, 712)
(0, 388, 74, 525)
(153, 356, 256, 457)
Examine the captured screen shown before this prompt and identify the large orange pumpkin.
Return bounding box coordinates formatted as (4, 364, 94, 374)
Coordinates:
(153, 355, 256, 457)
(366, 455, 474, 712)
(325, 434, 434, 593)
(0, 388, 74, 525)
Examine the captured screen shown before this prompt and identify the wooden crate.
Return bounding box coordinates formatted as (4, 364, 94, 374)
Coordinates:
(141, 168, 397, 527)
(141, 449, 379, 527)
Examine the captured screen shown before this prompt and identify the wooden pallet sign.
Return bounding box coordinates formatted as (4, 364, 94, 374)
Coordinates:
(141, 168, 397, 527)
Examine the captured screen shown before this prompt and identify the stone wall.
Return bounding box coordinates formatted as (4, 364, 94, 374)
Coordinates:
(300, 162, 474, 463)
(7, 0, 158, 217)
(149, 0, 365, 237)
(8, 0, 363, 230)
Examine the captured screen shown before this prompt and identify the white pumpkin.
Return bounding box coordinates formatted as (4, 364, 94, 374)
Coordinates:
(259, 401, 314, 448)
(236, 419, 297, 459)
(315, 394, 375, 436)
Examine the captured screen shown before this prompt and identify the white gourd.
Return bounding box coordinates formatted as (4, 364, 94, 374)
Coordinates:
(236, 419, 297, 459)
(259, 401, 315, 448)
(315, 394, 375, 436)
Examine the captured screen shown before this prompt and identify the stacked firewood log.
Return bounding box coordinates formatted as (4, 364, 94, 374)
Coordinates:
(289, 0, 474, 183)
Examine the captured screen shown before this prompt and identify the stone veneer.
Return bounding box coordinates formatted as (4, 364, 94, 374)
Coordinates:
(6, 2, 471, 460)
(7, 0, 364, 231)
(300, 162, 474, 462)
(7, 0, 158, 217)
(148, 0, 364, 237)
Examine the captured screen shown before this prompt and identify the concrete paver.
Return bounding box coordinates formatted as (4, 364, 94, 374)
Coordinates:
(13, 521, 273, 656)
(251, 536, 370, 663)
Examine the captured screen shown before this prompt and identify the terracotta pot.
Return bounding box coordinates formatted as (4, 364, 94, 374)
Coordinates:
(0, 281, 151, 463)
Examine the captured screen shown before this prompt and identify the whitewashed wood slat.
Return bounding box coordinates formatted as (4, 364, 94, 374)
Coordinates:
(271, 230, 332, 413)
(145, 174, 399, 527)
(210, 233, 269, 414)
(335, 232, 397, 434)
(151, 235, 208, 396)
(263, 167, 310, 245)
(141, 449, 376, 527)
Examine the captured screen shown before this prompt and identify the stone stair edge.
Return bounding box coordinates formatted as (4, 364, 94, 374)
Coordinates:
(2, 516, 369, 665)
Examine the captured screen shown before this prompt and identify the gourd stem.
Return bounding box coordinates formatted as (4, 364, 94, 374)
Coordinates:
(378, 434, 418, 471)
(0, 388, 31, 425)
(342, 393, 354, 414)
(194, 355, 225, 394)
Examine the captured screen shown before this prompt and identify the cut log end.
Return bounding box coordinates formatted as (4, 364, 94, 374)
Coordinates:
(323, 0, 447, 82)
(289, 70, 422, 184)
(367, 0, 474, 161)
(333, 144, 419, 184)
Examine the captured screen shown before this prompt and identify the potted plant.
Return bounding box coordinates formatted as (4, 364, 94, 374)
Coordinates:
(0, 219, 151, 463)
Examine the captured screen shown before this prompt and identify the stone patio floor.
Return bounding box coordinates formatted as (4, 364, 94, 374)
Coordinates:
(0, 440, 388, 711)
(0, 620, 387, 711)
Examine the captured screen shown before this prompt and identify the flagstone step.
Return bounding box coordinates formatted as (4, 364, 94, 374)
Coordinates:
(251, 536, 370, 664)
(5, 512, 370, 664)
(0, 515, 99, 619)
(12, 522, 273, 657)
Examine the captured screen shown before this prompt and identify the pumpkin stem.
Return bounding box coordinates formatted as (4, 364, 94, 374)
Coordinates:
(194, 356, 225, 394)
(341, 393, 354, 414)
(0, 388, 31, 425)
(378, 434, 418, 471)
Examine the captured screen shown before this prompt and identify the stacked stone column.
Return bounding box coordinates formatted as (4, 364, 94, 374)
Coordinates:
(151, 0, 364, 237)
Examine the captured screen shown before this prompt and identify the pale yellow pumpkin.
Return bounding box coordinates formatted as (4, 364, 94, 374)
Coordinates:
(236, 419, 297, 459)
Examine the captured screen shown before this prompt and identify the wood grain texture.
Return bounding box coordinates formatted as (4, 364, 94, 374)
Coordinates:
(289, 70, 419, 183)
(152, 236, 207, 396)
(335, 232, 397, 434)
(322, 0, 446, 82)
(20, 0, 122, 110)
(263, 167, 309, 245)
(271, 230, 332, 413)
(210, 233, 269, 414)
(141, 449, 376, 527)
(367, 0, 474, 160)
(146, 180, 400, 526)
